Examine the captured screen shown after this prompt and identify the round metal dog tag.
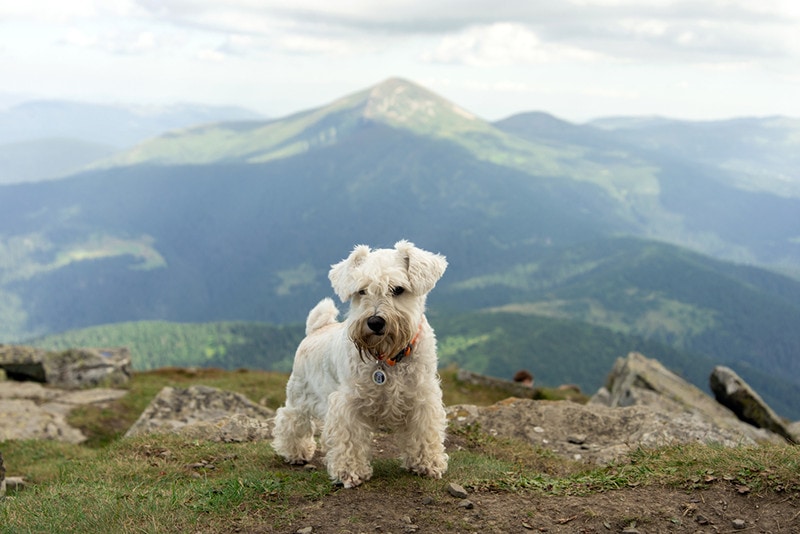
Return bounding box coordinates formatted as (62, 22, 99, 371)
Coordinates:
(372, 368, 387, 385)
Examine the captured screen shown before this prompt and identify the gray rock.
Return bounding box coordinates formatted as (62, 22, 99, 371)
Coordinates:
(0, 381, 62, 402)
(589, 352, 780, 444)
(125, 385, 274, 441)
(457, 499, 474, 509)
(0, 382, 128, 443)
(709, 366, 796, 443)
(447, 397, 769, 465)
(447, 482, 468, 498)
(0, 345, 131, 389)
(789, 421, 800, 441)
(0, 399, 86, 443)
(4, 477, 25, 492)
(175, 413, 274, 443)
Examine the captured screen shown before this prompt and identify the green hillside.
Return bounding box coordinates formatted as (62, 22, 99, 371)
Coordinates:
(0, 124, 633, 338)
(30, 320, 304, 373)
(439, 237, 800, 387)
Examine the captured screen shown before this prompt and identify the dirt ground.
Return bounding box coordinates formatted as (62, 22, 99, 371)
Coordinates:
(276, 484, 799, 534)
(254, 434, 800, 534)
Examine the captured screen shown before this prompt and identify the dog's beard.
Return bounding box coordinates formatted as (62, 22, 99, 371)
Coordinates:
(348, 315, 414, 362)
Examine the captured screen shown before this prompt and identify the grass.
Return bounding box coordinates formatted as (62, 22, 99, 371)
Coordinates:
(2, 367, 799, 532)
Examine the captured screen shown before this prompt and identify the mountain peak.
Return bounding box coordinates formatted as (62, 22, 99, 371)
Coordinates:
(360, 77, 478, 129)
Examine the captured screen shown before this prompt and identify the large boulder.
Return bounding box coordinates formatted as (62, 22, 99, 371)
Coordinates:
(0, 345, 131, 389)
(447, 398, 763, 465)
(589, 352, 779, 443)
(125, 385, 274, 442)
(709, 366, 796, 443)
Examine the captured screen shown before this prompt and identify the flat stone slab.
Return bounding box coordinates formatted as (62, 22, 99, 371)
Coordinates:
(447, 397, 774, 465)
(0, 382, 127, 442)
(0, 399, 86, 443)
(125, 385, 274, 439)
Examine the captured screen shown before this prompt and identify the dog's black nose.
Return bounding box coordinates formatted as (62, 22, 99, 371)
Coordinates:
(367, 315, 386, 333)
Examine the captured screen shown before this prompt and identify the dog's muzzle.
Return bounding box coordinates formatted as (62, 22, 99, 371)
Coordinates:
(350, 312, 414, 364)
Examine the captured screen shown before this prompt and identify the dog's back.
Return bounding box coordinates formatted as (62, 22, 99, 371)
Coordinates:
(305, 298, 340, 336)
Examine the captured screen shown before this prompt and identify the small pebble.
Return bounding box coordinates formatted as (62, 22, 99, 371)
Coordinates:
(732, 518, 746, 530)
(4, 477, 26, 491)
(447, 482, 468, 499)
(296, 527, 313, 534)
(458, 499, 474, 509)
(567, 434, 586, 445)
(421, 496, 434, 505)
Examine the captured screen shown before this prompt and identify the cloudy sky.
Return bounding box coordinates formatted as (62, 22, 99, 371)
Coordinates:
(2, 0, 799, 122)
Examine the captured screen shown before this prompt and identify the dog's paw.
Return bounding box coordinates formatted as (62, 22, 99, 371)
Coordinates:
(336, 471, 367, 488)
(331, 466, 373, 488)
(405, 453, 449, 479)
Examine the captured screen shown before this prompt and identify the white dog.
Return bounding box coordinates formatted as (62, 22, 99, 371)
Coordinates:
(272, 240, 449, 488)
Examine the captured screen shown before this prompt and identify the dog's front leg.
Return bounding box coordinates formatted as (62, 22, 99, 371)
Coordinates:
(397, 400, 449, 479)
(322, 390, 374, 488)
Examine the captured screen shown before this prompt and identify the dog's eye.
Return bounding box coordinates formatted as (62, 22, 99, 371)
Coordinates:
(391, 286, 405, 297)
(357, 289, 366, 296)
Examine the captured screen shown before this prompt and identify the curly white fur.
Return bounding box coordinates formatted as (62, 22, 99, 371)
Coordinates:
(272, 240, 449, 488)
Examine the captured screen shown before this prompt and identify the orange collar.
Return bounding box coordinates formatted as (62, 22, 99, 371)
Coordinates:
(379, 321, 423, 366)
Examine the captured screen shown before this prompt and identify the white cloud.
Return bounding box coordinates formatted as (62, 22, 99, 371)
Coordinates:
(10, 1, 794, 64)
(58, 27, 172, 55)
(422, 23, 601, 67)
(2, 0, 799, 121)
(61, 28, 98, 48)
(0, 0, 143, 21)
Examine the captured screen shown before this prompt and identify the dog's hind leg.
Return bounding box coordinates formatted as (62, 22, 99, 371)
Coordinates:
(322, 390, 374, 488)
(271, 404, 317, 464)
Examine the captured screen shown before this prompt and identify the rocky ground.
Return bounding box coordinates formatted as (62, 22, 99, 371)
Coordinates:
(3, 350, 799, 532)
(259, 433, 800, 534)
(277, 483, 800, 534)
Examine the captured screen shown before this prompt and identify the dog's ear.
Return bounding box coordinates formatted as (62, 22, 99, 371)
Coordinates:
(394, 240, 447, 295)
(328, 244, 371, 302)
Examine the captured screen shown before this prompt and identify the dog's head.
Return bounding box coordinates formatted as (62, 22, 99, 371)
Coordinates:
(328, 240, 447, 361)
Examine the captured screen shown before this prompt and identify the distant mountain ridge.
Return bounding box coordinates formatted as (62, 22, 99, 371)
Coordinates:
(0, 100, 265, 184)
(1, 77, 799, 418)
(587, 115, 800, 200)
(0, 100, 265, 147)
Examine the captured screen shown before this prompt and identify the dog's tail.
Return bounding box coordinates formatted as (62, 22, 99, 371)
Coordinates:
(305, 298, 340, 335)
